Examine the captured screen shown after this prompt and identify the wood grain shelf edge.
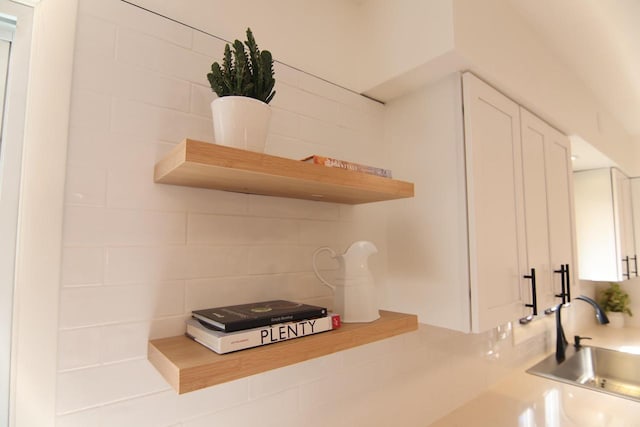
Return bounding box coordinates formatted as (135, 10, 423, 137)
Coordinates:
(148, 310, 418, 394)
(153, 139, 414, 204)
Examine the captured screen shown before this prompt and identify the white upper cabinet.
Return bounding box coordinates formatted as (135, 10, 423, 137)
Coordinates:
(385, 72, 576, 333)
(574, 167, 637, 282)
(520, 109, 576, 314)
(631, 178, 640, 270)
(462, 73, 528, 331)
(385, 73, 527, 333)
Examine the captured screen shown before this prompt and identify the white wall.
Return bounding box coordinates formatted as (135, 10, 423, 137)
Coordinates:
(122, 0, 364, 93)
(45, 1, 560, 426)
(451, 0, 638, 176)
(127, 0, 639, 179)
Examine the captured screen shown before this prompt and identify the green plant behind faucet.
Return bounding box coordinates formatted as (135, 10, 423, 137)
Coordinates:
(599, 282, 633, 316)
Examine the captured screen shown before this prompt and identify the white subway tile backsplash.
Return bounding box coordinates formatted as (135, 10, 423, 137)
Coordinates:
(265, 133, 318, 160)
(110, 98, 212, 143)
(248, 246, 307, 275)
(98, 391, 178, 427)
(56, 407, 101, 427)
(269, 107, 301, 139)
(69, 90, 111, 132)
(58, 327, 101, 371)
(111, 62, 192, 112)
(65, 166, 107, 207)
(61, 247, 104, 288)
(62, 206, 106, 247)
(116, 27, 209, 85)
(176, 378, 248, 421)
(185, 246, 248, 278)
(154, 280, 186, 316)
(247, 195, 340, 220)
(273, 62, 301, 87)
(104, 209, 186, 246)
(248, 353, 342, 400)
(74, 13, 116, 59)
(183, 388, 299, 427)
(296, 90, 340, 124)
(81, 0, 192, 48)
(149, 316, 188, 340)
(187, 214, 299, 245)
(298, 72, 350, 103)
(66, 126, 109, 169)
(299, 115, 341, 146)
(190, 83, 216, 117)
(298, 219, 353, 246)
(105, 246, 187, 284)
(59, 284, 155, 328)
(56, 359, 169, 414)
(100, 322, 151, 363)
(191, 30, 228, 57)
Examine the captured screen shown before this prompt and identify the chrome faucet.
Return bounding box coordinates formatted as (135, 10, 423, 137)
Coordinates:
(555, 295, 609, 362)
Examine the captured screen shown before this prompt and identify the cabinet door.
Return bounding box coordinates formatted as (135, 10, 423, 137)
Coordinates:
(544, 123, 575, 305)
(520, 109, 575, 314)
(574, 168, 631, 282)
(612, 168, 636, 279)
(520, 109, 553, 314)
(631, 178, 640, 276)
(462, 73, 527, 332)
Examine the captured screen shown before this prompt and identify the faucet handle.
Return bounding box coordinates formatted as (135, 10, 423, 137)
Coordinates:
(574, 335, 592, 348)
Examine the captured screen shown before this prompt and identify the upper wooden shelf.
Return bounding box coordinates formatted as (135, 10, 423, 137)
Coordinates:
(148, 310, 418, 394)
(154, 139, 414, 204)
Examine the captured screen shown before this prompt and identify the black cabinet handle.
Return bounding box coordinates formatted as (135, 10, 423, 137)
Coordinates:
(623, 256, 631, 279)
(554, 264, 567, 304)
(564, 263, 571, 303)
(631, 255, 638, 277)
(524, 267, 538, 316)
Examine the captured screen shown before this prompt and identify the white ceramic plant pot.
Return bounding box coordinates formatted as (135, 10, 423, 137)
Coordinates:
(607, 312, 625, 328)
(211, 96, 271, 152)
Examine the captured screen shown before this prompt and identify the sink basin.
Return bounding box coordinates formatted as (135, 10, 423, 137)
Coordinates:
(527, 346, 640, 402)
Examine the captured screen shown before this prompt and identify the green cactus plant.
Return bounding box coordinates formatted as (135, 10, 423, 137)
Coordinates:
(599, 282, 633, 316)
(207, 28, 276, 104)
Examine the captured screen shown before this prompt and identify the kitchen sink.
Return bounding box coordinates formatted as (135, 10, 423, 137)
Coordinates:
(527, 345, 640, 402)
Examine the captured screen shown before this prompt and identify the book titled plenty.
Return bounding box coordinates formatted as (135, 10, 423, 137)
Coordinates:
(192, 300, 327, 332)
(301, 155, 392, 178)
(186, 314, 341, 354)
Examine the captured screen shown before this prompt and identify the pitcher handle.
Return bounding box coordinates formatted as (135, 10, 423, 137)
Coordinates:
(312, 247, 336, 291)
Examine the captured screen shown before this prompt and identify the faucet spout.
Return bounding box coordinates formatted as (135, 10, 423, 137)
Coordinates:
(575, 295, 610, 325)
(555, 295, 610, 362)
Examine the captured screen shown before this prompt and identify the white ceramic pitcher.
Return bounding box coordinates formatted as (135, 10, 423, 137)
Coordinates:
(312, 241, 380, 323)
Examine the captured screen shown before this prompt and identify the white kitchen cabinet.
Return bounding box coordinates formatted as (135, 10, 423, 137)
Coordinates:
(385, 72, 528, 333)
(631, 178, 640, 267)
(574, 167, 637, 281)
(520, 108, 576, 315)
(384, 72, 576, 333)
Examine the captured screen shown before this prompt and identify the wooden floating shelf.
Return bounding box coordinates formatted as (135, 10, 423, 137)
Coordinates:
(154, 139, 414, 204)
(148, 310, 418, 394)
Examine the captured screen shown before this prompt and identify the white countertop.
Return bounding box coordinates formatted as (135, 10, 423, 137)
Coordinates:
(429, 326, 640, 426)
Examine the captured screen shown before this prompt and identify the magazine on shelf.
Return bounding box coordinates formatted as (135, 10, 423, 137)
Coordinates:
(186, 313, 341, 354)
(191, 300, 328, 332)
(301, 155, 392, 178)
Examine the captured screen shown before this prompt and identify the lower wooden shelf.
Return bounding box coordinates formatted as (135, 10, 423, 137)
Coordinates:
(148, 310, 418, 394)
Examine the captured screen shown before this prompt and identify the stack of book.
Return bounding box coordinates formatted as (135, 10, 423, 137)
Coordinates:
(186, 300, 340, 354)
(301, 155, 392, 178)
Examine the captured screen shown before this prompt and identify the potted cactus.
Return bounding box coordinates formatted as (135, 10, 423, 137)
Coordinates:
(207, 28, 276, 152)
(599, 282, 633, 328)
